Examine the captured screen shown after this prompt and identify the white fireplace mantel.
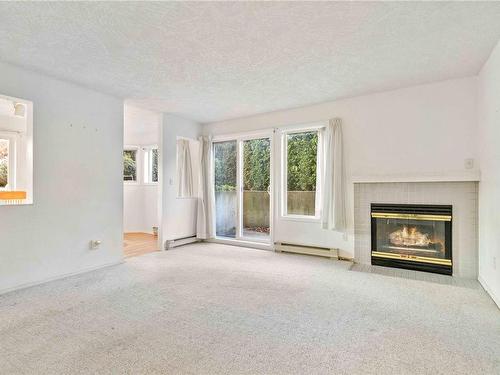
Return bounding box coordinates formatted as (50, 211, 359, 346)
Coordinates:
(351, 170, 480, 184)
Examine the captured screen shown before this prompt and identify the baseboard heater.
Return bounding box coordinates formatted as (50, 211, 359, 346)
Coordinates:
(165, 235, 199, 250)
(275, 242, 342, 260)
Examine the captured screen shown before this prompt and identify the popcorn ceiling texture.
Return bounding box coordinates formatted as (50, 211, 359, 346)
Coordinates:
(1, 2, 500, 122)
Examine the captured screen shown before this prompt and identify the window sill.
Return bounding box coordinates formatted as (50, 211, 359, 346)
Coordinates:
(280, 215, 321, 223)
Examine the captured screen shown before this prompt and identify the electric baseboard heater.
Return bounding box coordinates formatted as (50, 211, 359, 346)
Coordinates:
(275, 242, 341, 260)
(165, 235, 199, 250)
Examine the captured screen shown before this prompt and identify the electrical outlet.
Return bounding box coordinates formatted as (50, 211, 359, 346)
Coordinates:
(464, 158, 474, 169)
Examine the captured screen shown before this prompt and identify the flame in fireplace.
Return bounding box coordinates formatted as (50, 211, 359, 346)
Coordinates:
(389, 226, 431, 247)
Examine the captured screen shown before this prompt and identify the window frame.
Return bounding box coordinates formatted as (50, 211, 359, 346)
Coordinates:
(143, 145, 159, 185)
(212, 129, 274, 245)
(123, 146, 139, 184)
(0, 131, 18, 191)
(280, 125, 323, 222)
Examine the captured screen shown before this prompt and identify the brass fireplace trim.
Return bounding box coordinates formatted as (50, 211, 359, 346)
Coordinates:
(371, 212, 452, 221)
(372, 251, 452, 266)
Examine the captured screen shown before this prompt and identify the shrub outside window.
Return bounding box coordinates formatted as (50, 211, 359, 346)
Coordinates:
(123, 149, 138, 182)
(282, 129, 321, 219)
(0, 138, 10, 189)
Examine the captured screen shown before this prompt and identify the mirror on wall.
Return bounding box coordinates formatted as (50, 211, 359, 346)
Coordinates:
(176, 137, 199, 198)
(0, 94, 33, 205)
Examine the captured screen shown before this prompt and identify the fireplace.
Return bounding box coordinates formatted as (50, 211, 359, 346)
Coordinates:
(371, 203, 452, 275)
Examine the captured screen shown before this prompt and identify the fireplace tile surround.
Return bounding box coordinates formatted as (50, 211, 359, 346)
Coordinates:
(354, 182, 478, 278)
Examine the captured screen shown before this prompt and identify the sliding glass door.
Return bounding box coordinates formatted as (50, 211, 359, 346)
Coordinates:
(214, 134, 272, 244)
(214, 140, 238, 238)
(242, 138, 271, 241)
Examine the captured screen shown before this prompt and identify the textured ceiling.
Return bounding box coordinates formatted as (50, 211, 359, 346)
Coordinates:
(1, 2, 500, 123)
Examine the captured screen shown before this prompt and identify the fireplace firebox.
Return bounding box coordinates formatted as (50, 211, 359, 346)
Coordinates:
(371, 204, 452, 275)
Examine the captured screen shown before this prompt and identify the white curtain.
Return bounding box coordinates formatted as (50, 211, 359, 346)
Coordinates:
(196, 136, 215, 239)
(321, 118, 347, 231)
(177, 139, 194, 197)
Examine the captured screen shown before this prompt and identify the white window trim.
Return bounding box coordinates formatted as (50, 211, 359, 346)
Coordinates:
(142, 145, 159, 185)
(212, 129, 274, 143)
(280, 127, 323, 222)
(123, 145, 140, 184)
(0, 131, 18, 191)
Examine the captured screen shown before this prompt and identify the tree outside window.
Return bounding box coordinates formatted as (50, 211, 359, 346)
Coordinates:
(0, 139, 9, 188)
(123, 149, 137, 182)
(285, 130, 319, 217)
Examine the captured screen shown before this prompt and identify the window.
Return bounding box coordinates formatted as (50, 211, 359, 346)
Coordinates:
(214, 140, 237, 238)
(0, 131, 21, 192)
(0, 137, 11, 189)
(282, 129, 321, 218)
(0, 95, 33, 205)
(123, 149, 138, 182)
(144, 146, 158, 184)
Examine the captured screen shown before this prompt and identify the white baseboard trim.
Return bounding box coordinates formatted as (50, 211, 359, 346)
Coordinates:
(0, 259, 124, 296)
(478, 275, 500, 309)
(206, 238, 273, 251)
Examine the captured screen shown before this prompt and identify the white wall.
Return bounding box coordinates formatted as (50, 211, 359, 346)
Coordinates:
(0, 62, 124, 293)
(123, 105, 161, 234)
(160, 114, 201, 246)
(477, 40, 500, 307)
(124, 184, 158, 233)
(204, 77, 478, 257)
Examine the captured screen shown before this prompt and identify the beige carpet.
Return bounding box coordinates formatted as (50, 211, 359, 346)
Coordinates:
(1, 243, 499, 374)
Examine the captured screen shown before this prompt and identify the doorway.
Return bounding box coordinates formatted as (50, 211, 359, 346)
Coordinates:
(213, 132, 273, 244)
(123, 105, 162, 258)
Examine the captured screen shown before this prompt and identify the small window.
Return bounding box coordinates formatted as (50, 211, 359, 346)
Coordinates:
(0, 95, 33, 205)
(123, 149, 138, 182)
(144, 147, 158, 184)
(0, 138, 11, 189)
(283, 129, 320, 218)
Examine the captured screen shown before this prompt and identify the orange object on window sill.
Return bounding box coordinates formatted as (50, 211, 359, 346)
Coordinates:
(0, 191, 27, 201)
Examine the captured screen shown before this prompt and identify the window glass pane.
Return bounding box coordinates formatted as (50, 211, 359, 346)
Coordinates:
(151, 149, 158, 183)
(214, 141, 237, 238)
(123, 150, 137, 181)
(286, 131, 318, 216)
(243, 138, 270, 240)
(0, 139, 9, 188)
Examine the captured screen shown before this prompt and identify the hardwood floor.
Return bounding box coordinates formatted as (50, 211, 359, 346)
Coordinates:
(123, 232, 159, 258)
